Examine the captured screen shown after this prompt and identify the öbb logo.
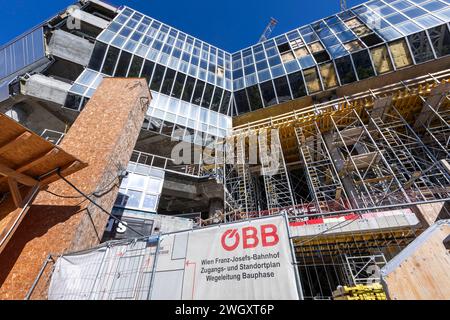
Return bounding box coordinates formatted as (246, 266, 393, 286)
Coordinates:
(221, 224, 279, 251)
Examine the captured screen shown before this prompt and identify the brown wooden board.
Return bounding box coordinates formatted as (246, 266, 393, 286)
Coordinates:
(0, 113, 87, 193)
(0, 113, 87, 255)
(382, 221, 450, 300)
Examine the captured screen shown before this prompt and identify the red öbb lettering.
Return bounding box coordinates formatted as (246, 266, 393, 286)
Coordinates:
(220, 224, 279, 251)
(242, 227, 259, 249)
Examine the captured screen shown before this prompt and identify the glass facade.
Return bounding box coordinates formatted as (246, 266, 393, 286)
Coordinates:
(67, 0, 450, 120)
(66, 7, 233, 144)
(0, 27, 45, 81)
(232, 0, 450, 114)
(115, 166, 165, 213)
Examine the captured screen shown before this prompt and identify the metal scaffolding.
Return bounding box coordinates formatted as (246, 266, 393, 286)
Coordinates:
(225, 71, 450, 220)
(216, 71, 450, 299)
(259, 128, 295, 214)
(295, 123, 351, 214)
(223, 134, 258, 218)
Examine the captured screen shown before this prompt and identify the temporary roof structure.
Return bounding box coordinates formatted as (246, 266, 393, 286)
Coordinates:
(0, 113, 87, 253)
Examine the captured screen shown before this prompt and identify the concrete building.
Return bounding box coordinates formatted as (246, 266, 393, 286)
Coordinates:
(0, 0, 449, 299)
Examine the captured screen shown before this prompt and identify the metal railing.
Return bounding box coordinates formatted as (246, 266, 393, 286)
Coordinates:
(129, 150, 216, 179)
(40, 129, 65, 145)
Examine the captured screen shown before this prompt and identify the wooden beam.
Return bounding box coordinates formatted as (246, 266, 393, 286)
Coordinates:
(0, 184, 40, 254)
(0, 162, 38, 187)
(0, 131, 32, 155)
(7, 177, 23, 208)
(39, 160, 86, 186)
(0, 148, 59, 185)
(17, 148, 60, 173)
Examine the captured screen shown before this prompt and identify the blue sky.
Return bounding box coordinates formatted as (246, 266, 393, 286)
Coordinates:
(0, 0, 366, 52)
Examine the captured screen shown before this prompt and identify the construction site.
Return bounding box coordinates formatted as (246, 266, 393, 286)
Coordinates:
(0, 0, 449, 300)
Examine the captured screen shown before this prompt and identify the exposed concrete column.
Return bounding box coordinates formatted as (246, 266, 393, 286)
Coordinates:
(21, 74, 71, 106)
(67, 8, 110, 30)
(47, 30, 95, 66)
(0, 78, 151, 299)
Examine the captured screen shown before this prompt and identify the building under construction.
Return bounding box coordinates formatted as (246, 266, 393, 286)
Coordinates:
(0, 0, 449, 300)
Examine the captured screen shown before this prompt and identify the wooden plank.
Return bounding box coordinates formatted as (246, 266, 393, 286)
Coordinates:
(384, 224, 450, 299)
(0, 148, 59, 186)
(0, 162, 38, 187)
(7, 178, 23, 208)
(0, 184, 40, 254)
(39, 160, 86, 186)
(0, 131, 32, 155)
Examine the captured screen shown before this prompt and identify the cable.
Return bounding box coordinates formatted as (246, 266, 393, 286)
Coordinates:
(44, 170, 125, 199)
(44, 190, 85, 199)
(56, 170, 144, 237)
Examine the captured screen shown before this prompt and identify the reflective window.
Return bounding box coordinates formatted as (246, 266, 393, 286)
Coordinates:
(403, 7, 427, 19)
(370, 45, 393, 74)
(281, 51, 296, 63)
(235, 89, 250, 113)
(88, 42, 108, 71)
(141, 60, 155, 84)
(335, 55, 357, 84)
(344, 40, 365, 52)
(336, 30, 357, 42)
(352, 50, 375, 79)
(344, 17, 363, 29)
(308, 41, 325, 53)
(220, 91, 231, 114)
(288, 72, 307, 98)
(273, 76, 292, 103)
(210, 87, 223, 112)
(319, 63, 339, 88)
(150, 64, 165, 91)
(192, 80, 205, 105)
(389, 39, 413, 68)
(161, 68, 176, 95)
(294, 47, 310, 59)
(299, 55, 316, 68)
(171, 72, 186, 98)
(124, 190, 142, 208)
(101, 46, 120, 75)
(396, 21, 422, 35)
(246, 85, 263, 111)
(115, 51, 132, 77)
(201, 84, 214, 108)
(360, 33, 383, 47)
(353, 25, 372, 37)
(385, 13, 408, 25)
(313, 50, 331, 63)
(408, 31, 435, 63)
(378, 26, 403, 41)
(429, 24, 450, 58)
(259, 80, 278, 107)
(142, 194, 158, 211)
(303, 67, 322, 93)
(328, 44, 348, 58)
(422, 1, 447, 11)
(128, 55, 144, 77)
(415, 14, 443, 28)
(72, 5, 450, 118)
(391, 1, 413, 10)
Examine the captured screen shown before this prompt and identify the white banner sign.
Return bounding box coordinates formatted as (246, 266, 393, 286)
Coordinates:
(150, 215, 300, 300)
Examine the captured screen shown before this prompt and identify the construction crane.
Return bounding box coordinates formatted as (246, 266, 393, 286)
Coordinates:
(258, 18, 278, 43)
(340, 0, 348, 11)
